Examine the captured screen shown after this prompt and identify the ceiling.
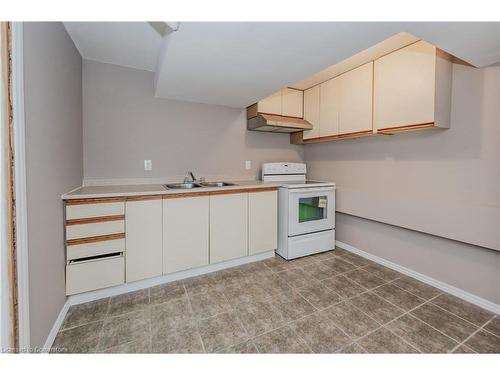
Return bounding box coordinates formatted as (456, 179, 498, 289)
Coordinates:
(64, 22, 500, 108)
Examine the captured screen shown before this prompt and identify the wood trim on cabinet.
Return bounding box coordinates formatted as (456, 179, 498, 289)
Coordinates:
(66, 233, 125, 246)
(65, 197, 126, 205)
(66, 215, 125, 226)
(162, 191, 212, 199)
(126, 195, 163, 202)
(291, 129, 375, 144)
(377, 122, 435, 134)
(162, 186, 278, 199)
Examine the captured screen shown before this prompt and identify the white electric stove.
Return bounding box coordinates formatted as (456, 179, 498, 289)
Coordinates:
(262, 163, 336, 260)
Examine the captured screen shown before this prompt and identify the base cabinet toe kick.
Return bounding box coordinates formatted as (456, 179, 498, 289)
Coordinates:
(63, 187, 278, 295)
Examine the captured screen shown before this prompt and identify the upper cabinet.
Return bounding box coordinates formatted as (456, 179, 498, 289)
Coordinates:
(373, 40, 452, 134)
(301, 62, 373, 141)
(303, 85, 320, 140)
(251, 88, 303, 118)
(291, 39, 453, 144)
(339, 62, 373, 135)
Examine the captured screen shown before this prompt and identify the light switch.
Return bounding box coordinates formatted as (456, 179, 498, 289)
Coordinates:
(144, 160, 152, 171)
(245, 160, 252, 170)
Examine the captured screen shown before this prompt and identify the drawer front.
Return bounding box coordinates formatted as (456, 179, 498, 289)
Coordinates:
(66, 202, 125, 220)
(67, 238, 125, 261)
(66, 255, 124, 295)
(66, 220, 124, 240)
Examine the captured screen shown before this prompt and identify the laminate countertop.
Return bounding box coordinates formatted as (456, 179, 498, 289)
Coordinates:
(62, 180, 281, 200)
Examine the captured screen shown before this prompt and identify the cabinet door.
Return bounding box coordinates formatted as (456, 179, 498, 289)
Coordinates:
(374, 41, 436, 130)
(125, 199, 162, 282)
(163, 196, 209, 274)
(339, 62, 373, 134)
(248, 191, 277, 255)
(303, 86, 320, 140)
(319, 77, 341, 137)
(210, 193, 248, 264)
(258, 90, 282, 115)
(281, 88, 303, 118)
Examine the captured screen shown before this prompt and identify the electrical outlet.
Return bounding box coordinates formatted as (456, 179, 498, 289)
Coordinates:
(245, 160, 252, 170)
(144, 160, 152, 171)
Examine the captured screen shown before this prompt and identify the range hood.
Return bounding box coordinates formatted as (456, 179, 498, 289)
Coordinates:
(247, 113, 313, 133)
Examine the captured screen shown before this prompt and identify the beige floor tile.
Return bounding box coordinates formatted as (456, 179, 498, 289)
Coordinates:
(297, 280, 342, 309)
(392, 276, 441, 300)
(217, 340, 259, 353)
(108, 289, 150, 316)
(484, 316, 500, 337)
(344, 269, 387, 290)
(350, 292, 404, 324)
(276, 268, 316, 289)
(411, 303, 477, 342)
(373, 284, 425, 311)
(189, 289, 231, 319)
(302, 262, 338, 281)
(291, 312, 351, 353)
(183, 273, 219, 295)
(61, 298, 109, 330)
(98, 310, 150, 351)
(52, 321, 103, 353)
(150, 281, 186, 305)
(253, 326, 311, 353)
(321, 275, 367, 299)
(363, 264, 402, 282)
(198, 312, 248, 353)
(387, 314, 457, 353)
(152, 322, 204, 353)
(452, 345, 476, 353)
(236, 299, 286, 337)
(338, 343, 366, 353)
(322, 257, 358, 275)
(150, 297, 194, 332)
(432, 294, 494, 326)
(358, 328, 418, 353)
(464, 329, 500, 353)
(322, 301, 380, 339)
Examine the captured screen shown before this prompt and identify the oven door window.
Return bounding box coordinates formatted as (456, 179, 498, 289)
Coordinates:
(298, 196, 327, 223)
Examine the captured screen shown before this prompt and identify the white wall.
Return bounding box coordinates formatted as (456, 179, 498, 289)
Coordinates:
(305, 65, 500, 305)
(82, 60, 304, 184)
(23, 22, 82, 347)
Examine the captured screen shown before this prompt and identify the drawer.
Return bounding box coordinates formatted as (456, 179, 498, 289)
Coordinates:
(67, 238, 125, 261)
(66, 254, 124, 295)
(66, 220, 124, 240)
(66, 201, 125, 220)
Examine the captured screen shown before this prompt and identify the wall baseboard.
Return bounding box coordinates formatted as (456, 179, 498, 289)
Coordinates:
(41, 300, 70, 353)
(336, 240, 500, 315)
(44, 250, 275, 350)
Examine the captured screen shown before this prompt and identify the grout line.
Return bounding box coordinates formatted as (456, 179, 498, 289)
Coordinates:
(182, 282, 207, 354)
(450, 315, 497, 353)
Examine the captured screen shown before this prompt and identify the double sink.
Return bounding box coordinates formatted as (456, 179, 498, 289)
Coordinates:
(165, 181, 237, 189)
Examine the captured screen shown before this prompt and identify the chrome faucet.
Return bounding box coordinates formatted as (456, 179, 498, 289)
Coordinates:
(184, 171, 205, 184)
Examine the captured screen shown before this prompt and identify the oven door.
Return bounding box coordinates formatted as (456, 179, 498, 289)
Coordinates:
(287, 186, 335, 237)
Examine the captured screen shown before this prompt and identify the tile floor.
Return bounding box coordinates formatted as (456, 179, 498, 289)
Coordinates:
(52, 247, 500, 353)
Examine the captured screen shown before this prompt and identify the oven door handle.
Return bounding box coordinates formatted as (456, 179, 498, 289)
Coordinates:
(288, 186, 335, 194)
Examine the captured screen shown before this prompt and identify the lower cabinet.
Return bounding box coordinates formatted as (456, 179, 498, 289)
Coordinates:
(209, 192, 248, 263)
(125, 198, 163, 282)
(163, 196, 209, 274)
(248, 190, 278, 255)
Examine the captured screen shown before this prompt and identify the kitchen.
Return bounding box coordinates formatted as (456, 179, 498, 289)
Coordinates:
(1, 3, 500, 370)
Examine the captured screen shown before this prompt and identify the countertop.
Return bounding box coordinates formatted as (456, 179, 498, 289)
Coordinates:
(62, 180, 281, 200)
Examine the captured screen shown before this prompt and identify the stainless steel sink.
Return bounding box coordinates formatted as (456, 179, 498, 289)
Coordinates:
(164, 182, 202, 189)
(199, 182, 237, 187)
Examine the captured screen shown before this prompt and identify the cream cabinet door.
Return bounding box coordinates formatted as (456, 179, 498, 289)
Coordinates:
(210, 193, 248, 264)
(281, 88, 303, 118)
(248, 191, 277, 255)
(163, 196, 209, 274)
(125, 199, 163, 282)
(258, 90, 282, 115)
(339, 62, 373, 134)
(374, 41, 436, 130)
(303, 85, 320, 140)
(319, 76, 341, 137)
